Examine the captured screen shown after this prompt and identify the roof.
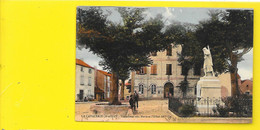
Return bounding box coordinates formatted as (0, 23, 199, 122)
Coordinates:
(98, 70, 112, 77)
(241, 79, 253, 84)
(237, 74, 241, 79)
(125, 82, 131, 86)
(76, 59, 94, 69)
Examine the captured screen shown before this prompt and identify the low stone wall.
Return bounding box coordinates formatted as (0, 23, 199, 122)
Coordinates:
(90, 103, 130, 116)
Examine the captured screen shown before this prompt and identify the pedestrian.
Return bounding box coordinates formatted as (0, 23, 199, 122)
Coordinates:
(134, 90, 139, 109)
(129, 95, 135, 112)
(84, 97, 88, 102)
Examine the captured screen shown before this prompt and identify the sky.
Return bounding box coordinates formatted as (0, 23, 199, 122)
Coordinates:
(76, 7, 253, 80)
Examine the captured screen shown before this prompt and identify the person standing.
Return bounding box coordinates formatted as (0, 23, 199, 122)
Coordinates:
(134, 90, 139, 109)
(129, 95, 135, 112)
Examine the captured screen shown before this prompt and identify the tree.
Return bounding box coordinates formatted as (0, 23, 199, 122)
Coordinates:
(165, 23, 203, 98)
(195, 9, 253, 96)
(77, 7, 170, 104)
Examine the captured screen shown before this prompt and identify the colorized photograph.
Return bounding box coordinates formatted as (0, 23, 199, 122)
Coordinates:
(75, 6, 253, 123)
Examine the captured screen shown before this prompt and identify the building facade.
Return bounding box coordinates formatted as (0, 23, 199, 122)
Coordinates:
(133, 44, 201, 100)
(95, 70, 112, 101)
(75, 59, 95, 101)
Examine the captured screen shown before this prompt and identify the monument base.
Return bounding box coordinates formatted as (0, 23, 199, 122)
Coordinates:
(196, 76, 222, 114)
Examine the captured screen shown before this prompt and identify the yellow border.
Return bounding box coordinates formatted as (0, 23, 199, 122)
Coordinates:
(0, 0, 259, 130)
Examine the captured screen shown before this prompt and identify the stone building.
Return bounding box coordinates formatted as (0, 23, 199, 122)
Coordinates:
(133, 44, 201, 100)
(75, 59, 95, 101)
(95, 69, 112, 101)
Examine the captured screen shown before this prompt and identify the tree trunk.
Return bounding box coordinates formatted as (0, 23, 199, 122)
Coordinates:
(230, 53, 241, 97)
(131, 72, 135, 95)
(183, 75, 188, 98)
(109, 72, 121, 105)
(120, 79, 125, 100)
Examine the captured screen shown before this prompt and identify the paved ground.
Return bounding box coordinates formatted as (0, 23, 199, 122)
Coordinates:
(75, 99, 177, 122)
(75, 99, 252, 123)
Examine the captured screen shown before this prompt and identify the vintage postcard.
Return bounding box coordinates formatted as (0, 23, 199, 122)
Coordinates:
(75, 6, 253, 123)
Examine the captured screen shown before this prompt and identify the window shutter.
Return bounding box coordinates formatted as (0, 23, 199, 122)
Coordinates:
(151, 65, 154, 74)
(80, 75, 84, 85)
(154, 65, 157, 74)
(144, 67, 147, 74)
(151, 65, 157, 75)
(166, 46, 172, 56)
(169, 64, 172, 75)
(166, 64, 172, 75)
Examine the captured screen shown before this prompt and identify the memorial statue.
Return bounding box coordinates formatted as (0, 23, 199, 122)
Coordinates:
(203, 45, 215, 76)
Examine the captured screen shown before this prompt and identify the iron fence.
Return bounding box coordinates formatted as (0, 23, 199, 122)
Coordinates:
(168, 96, 252, 117)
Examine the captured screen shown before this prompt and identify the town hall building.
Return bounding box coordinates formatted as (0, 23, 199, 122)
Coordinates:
(133, 44, 201, 100)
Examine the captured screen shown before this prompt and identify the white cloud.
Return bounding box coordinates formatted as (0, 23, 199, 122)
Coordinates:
(237, 49, 253, 80)
(238, 68, 253, 80)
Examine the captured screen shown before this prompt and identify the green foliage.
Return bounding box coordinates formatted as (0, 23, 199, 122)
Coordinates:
(76, 7, 171, 104)
(177, 80, 189, 98)
(195, 9, 253, 74)
(216, 104, 229, 117)
(195, 9, 253, 96)
(166, 23, 203, 97)
(77, 7, 169, 74)
(222, 95, 252, 117)
(178, 104, 196, 117)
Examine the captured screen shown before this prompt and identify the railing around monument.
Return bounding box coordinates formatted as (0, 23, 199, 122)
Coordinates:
(168, 96, 252, 117)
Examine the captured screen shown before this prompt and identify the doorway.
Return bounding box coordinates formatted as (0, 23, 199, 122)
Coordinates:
(164, 82, 174, 98)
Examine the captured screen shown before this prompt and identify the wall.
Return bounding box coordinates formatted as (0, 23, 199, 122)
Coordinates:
(75, 65, 95, 101)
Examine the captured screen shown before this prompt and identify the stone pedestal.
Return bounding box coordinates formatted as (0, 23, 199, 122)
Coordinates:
(196, 76, 222, 115)
(197, 76, 221, 98)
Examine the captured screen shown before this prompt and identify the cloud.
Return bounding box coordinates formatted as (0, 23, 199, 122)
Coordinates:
(76, 48, 103, 70)
(163, 7, 176, 25)
(238, 68, 253, 80)
(237, 49, 253, 80)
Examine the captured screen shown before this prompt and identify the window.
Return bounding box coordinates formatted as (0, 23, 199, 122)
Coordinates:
(151, 64, 157, 75)
(88, 68, 92, 74)
(166, 45, 172, 56)
(79, 90, 84, 100)
(139, 84, 144, 94)
(104, 76, 106, 87)
(81, 66, 84, 72)
(151, 84, 156, 94)
(80, 75, 84, 85)
(194, 85, 197, 95)
(151, 52, 157, 56)
(136, 67, 147, 75)
(166, 64, 172, 75)
(88, 77, 91, 86)
(107, 85, 110, 98)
